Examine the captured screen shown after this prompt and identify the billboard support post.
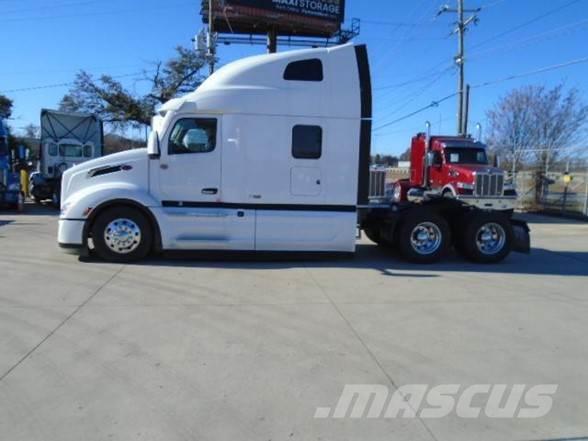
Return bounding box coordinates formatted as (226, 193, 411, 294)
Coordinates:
(267, 28, 277, 53)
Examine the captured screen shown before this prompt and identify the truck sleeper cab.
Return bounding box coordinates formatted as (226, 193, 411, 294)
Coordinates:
(58, 44, 530, 264)
(58, 44, 372, 261)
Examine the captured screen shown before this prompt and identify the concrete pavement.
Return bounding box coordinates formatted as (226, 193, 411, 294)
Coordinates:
(0, 204, 587, 441)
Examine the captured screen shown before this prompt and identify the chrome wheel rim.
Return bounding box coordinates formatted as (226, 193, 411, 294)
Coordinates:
(104, 218, 141, 255)
(476, 223, 506, 255)
(410, 222, 442, 255)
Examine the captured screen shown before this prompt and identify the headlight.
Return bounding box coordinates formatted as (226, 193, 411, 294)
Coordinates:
(392, 184, 402, 202)
(456, 182, 474, 190)
(8, 182, 20, 192)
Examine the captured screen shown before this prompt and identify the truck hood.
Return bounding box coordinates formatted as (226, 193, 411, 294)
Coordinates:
(448, 164, 503, 178)
(61, 148, 149, 208)
(64, 148, 147, 175)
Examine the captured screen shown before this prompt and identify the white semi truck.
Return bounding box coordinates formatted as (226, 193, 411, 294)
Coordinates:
(58, 44, 530, 263)
(32, 110, 103, 206)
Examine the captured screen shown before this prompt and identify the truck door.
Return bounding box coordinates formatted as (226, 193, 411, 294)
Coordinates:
(429, 149, 445, 189)
(153, 116, 254, 250)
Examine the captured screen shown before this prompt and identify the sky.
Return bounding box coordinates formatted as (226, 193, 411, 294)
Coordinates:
(1, 0, 587, 156)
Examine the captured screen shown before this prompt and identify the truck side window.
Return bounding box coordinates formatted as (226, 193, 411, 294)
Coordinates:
(48, 143, 58, 156)
(292, 125, 322, 159)
(284, 59, 323, 82)
(168, 118, 217, 155)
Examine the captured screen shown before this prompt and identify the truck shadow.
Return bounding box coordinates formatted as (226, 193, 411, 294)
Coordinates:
(81, 243, 588, 277)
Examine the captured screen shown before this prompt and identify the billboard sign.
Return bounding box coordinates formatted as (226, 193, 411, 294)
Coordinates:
(227, 0, 344, 23)
(203, 0, 346, 38)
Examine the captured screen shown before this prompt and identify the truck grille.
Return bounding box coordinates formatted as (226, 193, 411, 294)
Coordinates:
(475, 173, 504, 197)
(369, 170, 387, 199)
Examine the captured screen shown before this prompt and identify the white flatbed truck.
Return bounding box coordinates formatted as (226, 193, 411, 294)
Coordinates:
(57, 44, 530, 263)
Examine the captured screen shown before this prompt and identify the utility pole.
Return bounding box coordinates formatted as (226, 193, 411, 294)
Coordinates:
(207, 0, 216, 75)
(438, 1, 480, 136)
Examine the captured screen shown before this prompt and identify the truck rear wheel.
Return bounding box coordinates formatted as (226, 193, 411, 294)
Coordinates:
(91, 206, 153, 262)
(460, 212, 513, 263)
(397, 210, 450, 263)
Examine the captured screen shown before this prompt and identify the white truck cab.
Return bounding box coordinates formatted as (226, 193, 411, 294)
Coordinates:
(58, 44, 372, 261)
(42, 137, 96, 176)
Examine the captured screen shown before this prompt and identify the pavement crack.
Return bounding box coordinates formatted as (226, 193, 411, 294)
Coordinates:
(0, 265, 126, 383)
(303, 265, 440, 441)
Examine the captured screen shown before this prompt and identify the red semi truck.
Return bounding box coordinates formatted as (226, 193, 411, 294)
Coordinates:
(391, 132, 517, 212)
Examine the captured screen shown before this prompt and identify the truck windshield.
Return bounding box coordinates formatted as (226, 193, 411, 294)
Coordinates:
(59, 144, 84, 157)
(444, 148, 488, 165)
(0, 138, 7, 156)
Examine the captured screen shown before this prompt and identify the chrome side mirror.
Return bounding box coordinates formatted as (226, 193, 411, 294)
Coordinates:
(425, 151, 435, 168)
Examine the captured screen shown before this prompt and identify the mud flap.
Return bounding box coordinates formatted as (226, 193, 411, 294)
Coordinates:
(510, 219, 531, 254)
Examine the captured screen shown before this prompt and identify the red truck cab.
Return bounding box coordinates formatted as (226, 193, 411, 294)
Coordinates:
(394, 133, 517, 211)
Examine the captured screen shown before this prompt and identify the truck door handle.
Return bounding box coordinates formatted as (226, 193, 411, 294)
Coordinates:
(201, 188, 218, 195)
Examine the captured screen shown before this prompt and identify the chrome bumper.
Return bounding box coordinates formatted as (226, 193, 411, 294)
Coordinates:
(457, 196, 517, 211)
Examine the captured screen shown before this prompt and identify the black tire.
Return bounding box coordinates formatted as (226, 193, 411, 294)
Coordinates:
(51, 182, 61, 209)
(363, 227, 381, 244)
(364, 226, 395, 248)
(397, 210, 451, 264)
(91, 206, 153, 262)
(459, 212, 513, 264)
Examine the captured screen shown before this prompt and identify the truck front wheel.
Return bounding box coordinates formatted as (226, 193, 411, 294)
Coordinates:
(397, 211, 450, 263)
(91, 206, 153, 262)
(460, 213, 513, 263)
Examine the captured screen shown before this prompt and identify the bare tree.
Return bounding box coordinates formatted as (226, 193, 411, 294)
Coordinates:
(487, 85, 588, 173)
(59, 46, 207, 129)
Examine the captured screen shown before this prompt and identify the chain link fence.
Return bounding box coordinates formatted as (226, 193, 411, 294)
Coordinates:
(510, 168, 588, 218)
(377, 167, 588, 218)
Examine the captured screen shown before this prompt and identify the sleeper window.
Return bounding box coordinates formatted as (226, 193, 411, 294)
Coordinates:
(292, 125, 322, 160)
(284, 59, 324, 82)
(168, 118, 217, 155)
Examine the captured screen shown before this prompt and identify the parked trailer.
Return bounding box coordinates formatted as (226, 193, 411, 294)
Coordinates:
(57, 44, 530, 263)
(32, 110, 103, 206)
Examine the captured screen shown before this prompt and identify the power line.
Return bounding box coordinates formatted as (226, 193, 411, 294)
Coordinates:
(468, 18, 588, 60)
(373, 55, 588, 132)
(375, 67, 454, 122)
(0, 72, 146, 94)
(0, 1, 194, 23)
(477, 0, 507, 9)
(471, 56, 588, 89)
(470, 0, 583, 50)
(373, 93, 458, 132)
(374, 67, 453, 91)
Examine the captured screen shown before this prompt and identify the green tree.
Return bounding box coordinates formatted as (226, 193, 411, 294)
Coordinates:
(59, 46, 208, 129)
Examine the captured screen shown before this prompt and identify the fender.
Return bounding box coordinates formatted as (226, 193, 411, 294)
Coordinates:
(61, 182, 159, 219)
(441, 184, 457, 197)
(60, 182, 163, 248)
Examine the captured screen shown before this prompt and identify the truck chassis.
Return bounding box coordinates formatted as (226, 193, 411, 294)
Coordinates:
(360, 198, 530, 264)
